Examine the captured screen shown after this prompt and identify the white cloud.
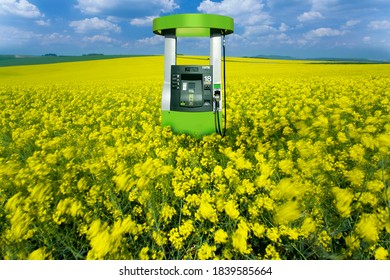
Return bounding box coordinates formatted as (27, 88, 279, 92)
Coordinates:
(311, 0, 338, 11)
(0, 25, 74, 49)
(75, 0, 179, 15)
(198, 0, 262, 16)
(137, 35, 164, 45)
(0, 25, 36, 46)
(69, 17, 121, 34)
(0, 0, 43, 18)
(44, 32, 70, 41)
(277, 33, 294, 44)
(83, 34, 118, 43)
(75, 0, 115, 14)
(35, 19, 50, 26)
(243, 25, 277, 37)
(40, 32, 71, 45)
(363, 36, 371, 43)
(341, 20, 360, 29)
(159, 0, 179, 13)
(304, 27, 345, 39)
(279, 22, 289, 32)
(197, 0, 270, 26)
(297, 11, 324, 22)
(130, 16, 157, 27)
(197, 0, 272, 42)
(368, 20, 390, 30)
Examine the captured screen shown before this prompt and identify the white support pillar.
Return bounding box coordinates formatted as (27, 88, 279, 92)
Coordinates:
(162, 34, 176, 111)
(210, 31, 222, 110)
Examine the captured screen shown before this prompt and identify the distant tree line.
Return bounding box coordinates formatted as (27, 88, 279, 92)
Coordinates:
(82, 53, 104, 56)
(42, 53, 105, 57)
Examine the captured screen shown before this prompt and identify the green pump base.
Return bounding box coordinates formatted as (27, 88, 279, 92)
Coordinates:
(162, 110, 221, 138)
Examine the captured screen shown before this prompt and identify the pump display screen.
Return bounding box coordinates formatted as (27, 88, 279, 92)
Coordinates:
(170, 65, 213, 112)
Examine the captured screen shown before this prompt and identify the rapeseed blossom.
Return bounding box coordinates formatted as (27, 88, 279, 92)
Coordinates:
(232, 220, 251, 254)
(224, 200, 240, 220)
(332, 187, 354, 218)
(214, 229, 228, 244)
(274, 201, 301, 225)
(197, 243, 216, 260)
(28, 247, 50, 260)
(160, 204, 176, 224)
(355, 214, 379, 243)
(374, 247, 389, 260)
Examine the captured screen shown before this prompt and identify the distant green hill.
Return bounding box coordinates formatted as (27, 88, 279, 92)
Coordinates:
(0, 55, 149, 67)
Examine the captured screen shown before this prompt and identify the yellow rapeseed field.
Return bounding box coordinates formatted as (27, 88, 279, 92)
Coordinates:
(0, 56, 390, 260)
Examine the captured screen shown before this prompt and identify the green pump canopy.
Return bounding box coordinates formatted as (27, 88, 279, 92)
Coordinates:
(153, 13, 234, 37)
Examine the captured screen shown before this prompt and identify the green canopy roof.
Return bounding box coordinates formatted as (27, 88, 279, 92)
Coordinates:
(153, 13, 234, 37)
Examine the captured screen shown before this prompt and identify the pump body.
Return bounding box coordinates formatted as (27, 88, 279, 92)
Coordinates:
(153, 14, 234, 137)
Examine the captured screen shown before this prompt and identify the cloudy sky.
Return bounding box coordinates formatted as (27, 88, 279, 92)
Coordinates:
(1, 0, 390, 59)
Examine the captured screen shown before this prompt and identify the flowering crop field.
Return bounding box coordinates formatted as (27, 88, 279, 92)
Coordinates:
(1, 56, 390, 260)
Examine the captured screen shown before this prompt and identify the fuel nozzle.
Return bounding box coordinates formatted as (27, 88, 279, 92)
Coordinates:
(214, 90, 221, 102)
(213, 90, 221, 111)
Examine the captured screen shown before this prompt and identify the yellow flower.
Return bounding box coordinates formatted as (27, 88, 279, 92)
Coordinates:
(361, 134, 376, 149)
(317, 230, 332, 251)
(349, 144, 365, 163)
(359, 192, 378, 207)
(355, 214, 379, 243)
(366, 180, 384, 193)
(160, 204, 176, 223)
(279, 225, 299, 240)
(152, 231, 167, 246)
(332, 187, 354, 218)
(168, 228, 184, 250)
(87, 227, 112, 259)
(278, 159, 294, 175)
(274, 201, 301, 225)
(196, 201, 218, 223)
(252, 223, 266, 238)
(214, 229, 228, 244)
(337, 131, 349, 143)
(62, 146, 76, 160)
(235, 156, 253, 170)
(345, 234, 360, 252)
(213, 165, 224, 178)
(168, 220, 194, 250)
(28, 247, 50, 260)
(114, 173, 133, 192)
(224, 200, 240, 220)
(344, 168, 365, 187)
(139, 247, 149, 260)
(77, 177, 89, 192)
(264, 244, 281, 260)
(197, 243, 216, 260)
(222, 249, 233, 260)
(179, 220, 195, 238)
(376, 133, 390, 149)
(5, 207, 35, 242)
(300, 217, 317, 238)
(232, 220, 251, 254)
(271, 178, 309, 201)
(374, 247, 389, 260)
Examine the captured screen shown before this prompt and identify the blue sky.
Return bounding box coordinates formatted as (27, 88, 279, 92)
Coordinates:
(1, 0, 390, 59)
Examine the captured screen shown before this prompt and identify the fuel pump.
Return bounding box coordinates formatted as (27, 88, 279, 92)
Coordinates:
(152, 14, 234, 138)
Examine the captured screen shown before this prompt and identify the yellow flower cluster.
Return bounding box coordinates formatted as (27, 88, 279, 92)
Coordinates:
(1, 56, 390, 259)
